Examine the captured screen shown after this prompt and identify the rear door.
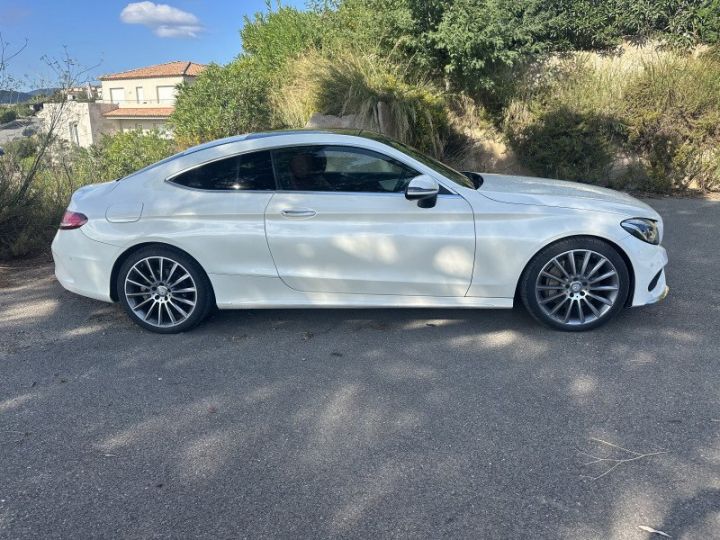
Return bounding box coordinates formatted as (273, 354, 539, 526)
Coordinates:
(264, 145, 475, 297)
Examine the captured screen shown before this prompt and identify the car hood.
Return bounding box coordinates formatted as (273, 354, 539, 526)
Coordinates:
(476, 173, 659, 218)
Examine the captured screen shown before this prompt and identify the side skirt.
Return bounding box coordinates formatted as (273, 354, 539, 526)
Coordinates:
(208, 274, 514, 310)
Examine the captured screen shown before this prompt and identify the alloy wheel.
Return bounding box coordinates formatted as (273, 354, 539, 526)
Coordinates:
(535, 249, 620, 326)
(123, 256, 198, 328)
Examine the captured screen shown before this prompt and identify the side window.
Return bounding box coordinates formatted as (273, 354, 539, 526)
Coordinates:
(170, 150, 275, 191)
(272, 145, 418, 193)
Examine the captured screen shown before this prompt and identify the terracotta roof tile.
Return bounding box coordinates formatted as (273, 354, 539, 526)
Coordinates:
(100, 61, 206, 81)
(103, 107, 175, 118)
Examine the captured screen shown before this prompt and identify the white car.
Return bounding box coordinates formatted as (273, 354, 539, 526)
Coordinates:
(52, 130, 668, 333)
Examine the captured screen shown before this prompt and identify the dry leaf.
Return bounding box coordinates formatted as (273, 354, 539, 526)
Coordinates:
(638, 525, 671, 537)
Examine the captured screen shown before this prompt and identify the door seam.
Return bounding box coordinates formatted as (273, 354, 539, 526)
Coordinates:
(262, 193, 282, 279)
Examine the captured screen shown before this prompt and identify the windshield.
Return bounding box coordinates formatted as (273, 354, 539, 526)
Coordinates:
(363, 133, 476, 189)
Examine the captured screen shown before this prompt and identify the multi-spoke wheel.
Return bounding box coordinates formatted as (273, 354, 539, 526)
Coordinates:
(520, 238, 630, 331)
(117, 247, 213, 333)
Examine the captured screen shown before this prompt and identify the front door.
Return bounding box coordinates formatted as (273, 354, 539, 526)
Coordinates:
(264, 145, 475, 297)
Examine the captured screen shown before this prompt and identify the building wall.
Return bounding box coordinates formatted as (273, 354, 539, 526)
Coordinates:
(38, 101, 119, 148)
(100, 75, 192, 108)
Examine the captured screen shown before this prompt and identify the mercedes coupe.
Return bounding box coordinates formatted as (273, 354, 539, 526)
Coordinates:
(52, 130, 669, 333)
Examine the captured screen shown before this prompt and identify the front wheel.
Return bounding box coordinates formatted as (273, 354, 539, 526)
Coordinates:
(117, 246, 213, 334)
(520, 238, 630, 331)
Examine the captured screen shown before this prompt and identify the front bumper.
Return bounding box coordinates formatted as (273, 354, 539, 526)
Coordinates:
(51, 229, 120, 303)
(619, 235, 669, 307)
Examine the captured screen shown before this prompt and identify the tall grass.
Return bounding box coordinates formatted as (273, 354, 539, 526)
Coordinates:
(274, 50, 450, 156)
(505, 43, 720, 191)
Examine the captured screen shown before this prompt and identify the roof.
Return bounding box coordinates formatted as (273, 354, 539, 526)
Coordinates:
(176, 129, 364, 154)
(100, 61, 206, 81)
(103, 107, 174, 119)
(244, 128, 363, 141)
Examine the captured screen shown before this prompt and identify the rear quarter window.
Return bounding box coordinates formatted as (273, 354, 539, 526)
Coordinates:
(169, 150, 275, 191)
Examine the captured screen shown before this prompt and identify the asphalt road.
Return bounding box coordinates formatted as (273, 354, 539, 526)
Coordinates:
(1, 197, 719, 539)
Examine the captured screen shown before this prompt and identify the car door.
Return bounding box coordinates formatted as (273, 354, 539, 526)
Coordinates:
(264, 145, 475, 297)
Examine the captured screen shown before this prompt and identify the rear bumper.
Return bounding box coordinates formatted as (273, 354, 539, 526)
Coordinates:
(619, 235, 669, 307)
(51, 229, 120, 303)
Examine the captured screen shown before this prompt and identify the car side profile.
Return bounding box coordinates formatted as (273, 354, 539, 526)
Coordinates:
(52, 129, 668, 333)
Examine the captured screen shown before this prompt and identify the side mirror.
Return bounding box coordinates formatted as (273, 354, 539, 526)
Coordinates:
(405, 175, 439, 208)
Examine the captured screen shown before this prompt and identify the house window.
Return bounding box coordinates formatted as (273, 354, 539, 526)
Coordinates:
(69, 122, 80, 145)
(135, 123, 143, 131)
(109, 88, 124, 104)
(156, 85, 176, 105)
(136, 86, 145, 104)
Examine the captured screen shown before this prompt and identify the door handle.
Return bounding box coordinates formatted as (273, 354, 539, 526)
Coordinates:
(281, 208, 317, 218)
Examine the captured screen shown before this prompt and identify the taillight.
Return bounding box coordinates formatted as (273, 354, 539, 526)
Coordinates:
(59, 210, 88, 230)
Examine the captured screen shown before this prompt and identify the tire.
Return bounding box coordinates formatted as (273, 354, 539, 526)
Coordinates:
(520, 237, 630, 331)
(117, 246, 213, 334)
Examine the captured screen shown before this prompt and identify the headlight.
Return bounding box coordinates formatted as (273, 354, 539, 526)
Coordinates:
(621, 218, 660, 245)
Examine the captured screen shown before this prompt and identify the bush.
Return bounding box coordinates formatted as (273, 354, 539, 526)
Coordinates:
(623, 51, 720, 191)
(504, 50, 630, 184)
(510, 106, 623, 183)
(241, 6, 324, 72)
(87, 130, 176, 180)
(170, 60, 274, 147)
(0, 108, 18, 124)
(321, 0, 720, 102)
(4, 137, 38, 160)
(276, 50, 450, 156)
(0, 131, 175, 259)
(0, 144, 73, 259)
(503, 43, 720, 191)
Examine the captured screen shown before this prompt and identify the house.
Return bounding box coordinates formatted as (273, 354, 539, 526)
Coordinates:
(39, 61, 205, 147)
(98, 61, 205, 133)
(64, 84, 102, 102)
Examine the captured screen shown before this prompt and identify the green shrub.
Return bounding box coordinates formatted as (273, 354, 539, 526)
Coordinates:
(623, 51, 720, 191)
(503, 50, 630, 184)
(4, 137, 38, 160)
(0, 144, 73, 259)
(170, 60, 274, 147)
(277, 50, 449, 156)
(241, 6, 324, 72)
(88, 130, 176, 180)
(0, 131, 175, 259)
(510, 106, 623, 183)
(320, 0, 720, 103)
(0, 108, 18, 124)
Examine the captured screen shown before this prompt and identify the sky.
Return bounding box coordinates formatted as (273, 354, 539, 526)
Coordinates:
(0, 0, 306, 90)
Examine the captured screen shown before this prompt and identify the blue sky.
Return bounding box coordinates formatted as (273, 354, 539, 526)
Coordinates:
(0, 0, 305, 90)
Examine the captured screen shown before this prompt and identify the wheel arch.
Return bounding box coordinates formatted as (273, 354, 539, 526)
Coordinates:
(514, 234, 635, 307)
(109, 241, 215, 303)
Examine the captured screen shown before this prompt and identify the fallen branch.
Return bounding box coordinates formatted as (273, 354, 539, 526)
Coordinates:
(579, 437, 668, 480)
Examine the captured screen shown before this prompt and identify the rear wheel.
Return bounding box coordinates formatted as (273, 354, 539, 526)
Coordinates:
(117, 246, 213, 333)
(520, 238, 630, 331)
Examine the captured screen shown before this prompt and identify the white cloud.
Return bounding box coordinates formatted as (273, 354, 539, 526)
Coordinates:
(120, 2, 203, 38)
